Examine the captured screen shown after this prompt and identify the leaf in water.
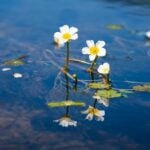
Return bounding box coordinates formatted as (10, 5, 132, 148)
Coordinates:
(105, 24, 124, 30)
(133, 84, 150, 92)
(48, 100, 86, 108)
(95, 89, 122, 99)
(3, 55, 27, 66)
(4, 60, 25, 66)
(119, 89, 134, 94)
(88, 82, 111, 89)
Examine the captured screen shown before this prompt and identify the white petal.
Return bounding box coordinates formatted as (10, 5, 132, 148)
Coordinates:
(53, 119, 59, 123)
(71, 34, 78, 40)
(13, 73, 22, 78)
(73, 121, 77, 127)
(86, 40, 95, 48)
(59, 25, 69, 33)
(104, 63, 110, 70)
(97, 65, 102, 73)
(97, 98, 109, 107)
(93, 95, 100, 99)
(96, 41, 105, 47)
(101, 110, 105, 116)
(69, 120, 77, 127)
(96, 116, 104, 121)
(145, 31, 150, 38)
(82, 47, 90, 54)
(89, 55, 96, 61)
(54, 32, 61, 39)
(70, 27, 78, 34)
(86, 113, 93, 121)
(81, 109, 89, 114)
(98, 48, 106, 56)
(2, 68, 11, 71)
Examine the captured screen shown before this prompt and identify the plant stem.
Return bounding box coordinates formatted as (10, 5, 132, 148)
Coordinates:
(66, 106, 70, 116)
(65, 42, 70, 71)
(89, 55, 98, 72)
(65, 73, 70, 116)
(93, 99, 97, 108)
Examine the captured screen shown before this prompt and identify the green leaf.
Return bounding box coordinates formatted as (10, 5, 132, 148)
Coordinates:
(119, 89, 133, 94)
(95, 89, 122, 99)
(3, 55, 27, 66)
(88, 82, 111, 89)
(105, 24, 124, 30)
(133, 84, 150, 92)
(4, 60, 25, 66)
(48, 100, 86, 108)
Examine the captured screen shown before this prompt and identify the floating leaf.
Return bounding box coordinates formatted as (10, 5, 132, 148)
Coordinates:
(88, 82, 111, 89)
(106, 24, 124, 30)
(48, 100, 85, 108)
(95, 89, 122, 99)
(119, 89, 134, 94)
(133, 84, 150, 92)
(4, 60, 25, 66)
(3, 55, 27, 66)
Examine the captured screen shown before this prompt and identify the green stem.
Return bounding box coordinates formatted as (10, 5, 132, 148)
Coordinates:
(89, 55, 98, 72)
(93, 99, 97, 108)
(66, 106, 70, 116)
(65, 73, 70, 116)
(65, 42, 70, 71)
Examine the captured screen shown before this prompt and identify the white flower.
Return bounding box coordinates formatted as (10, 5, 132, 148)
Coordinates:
(82, 40, 106, 61)
(13, 73, 23, 78)
(54, 25, 78, 45)
(93, 95, 109, 107)
(81, 105, 105, 121)
(54, 116, 77, 127)
(145, 31, 150, 39)
(97, 62, 110, 75)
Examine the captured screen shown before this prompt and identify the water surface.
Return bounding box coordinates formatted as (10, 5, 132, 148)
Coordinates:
(0, 0, 150, 150)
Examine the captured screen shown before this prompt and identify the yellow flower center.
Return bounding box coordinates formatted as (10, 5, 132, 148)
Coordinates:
(89, 46, 99, 55)
(62, 33, 72, 40)
(88, 107, 99, 115)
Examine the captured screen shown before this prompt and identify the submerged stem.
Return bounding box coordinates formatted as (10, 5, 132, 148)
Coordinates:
(65, 73, 70, 116)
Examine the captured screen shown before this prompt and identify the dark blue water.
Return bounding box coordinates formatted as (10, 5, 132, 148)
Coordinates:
(0, 0, 150, 149)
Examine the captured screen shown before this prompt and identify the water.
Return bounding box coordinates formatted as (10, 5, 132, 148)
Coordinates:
(0, 0, 150, 149)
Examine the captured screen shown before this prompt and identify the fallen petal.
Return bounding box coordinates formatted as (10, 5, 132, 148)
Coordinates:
(13, 73, 23, 78)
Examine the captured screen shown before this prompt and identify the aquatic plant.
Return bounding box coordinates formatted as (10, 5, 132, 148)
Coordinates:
(47, 24, 150, 127)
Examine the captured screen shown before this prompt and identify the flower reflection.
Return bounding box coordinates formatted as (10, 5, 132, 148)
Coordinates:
(93, 95, 109, 107)
(81, 106, 105, 121)
(54, 25, 78, 46)
(82, 40, 106, 61)
(54, 116, 77, 127)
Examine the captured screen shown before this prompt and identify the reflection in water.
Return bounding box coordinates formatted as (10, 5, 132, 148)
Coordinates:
(54, 74, 77, 127)
(0, 0, 150, 149)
